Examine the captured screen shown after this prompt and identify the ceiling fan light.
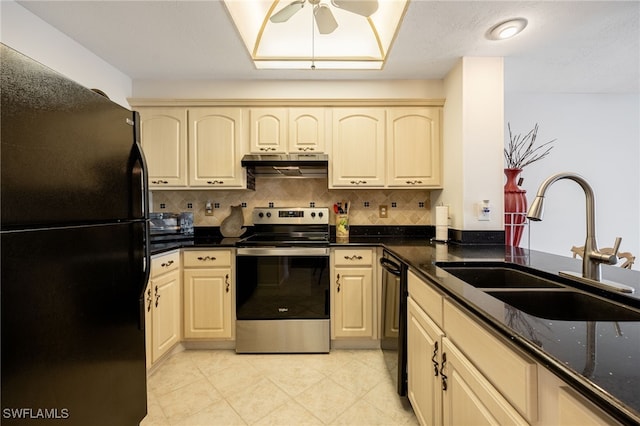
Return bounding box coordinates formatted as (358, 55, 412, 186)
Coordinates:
(487, 18, 528, 40)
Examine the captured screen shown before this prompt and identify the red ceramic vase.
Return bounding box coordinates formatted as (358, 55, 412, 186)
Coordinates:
(504, 168, 527, 246)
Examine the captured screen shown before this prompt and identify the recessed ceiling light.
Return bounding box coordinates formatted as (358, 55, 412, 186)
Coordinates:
(487, 18, 528, 40)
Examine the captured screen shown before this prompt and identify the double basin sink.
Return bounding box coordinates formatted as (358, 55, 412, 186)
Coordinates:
(436, 262, 640, 322)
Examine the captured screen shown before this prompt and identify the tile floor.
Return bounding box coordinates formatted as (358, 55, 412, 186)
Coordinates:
(140, 349, 418, 426)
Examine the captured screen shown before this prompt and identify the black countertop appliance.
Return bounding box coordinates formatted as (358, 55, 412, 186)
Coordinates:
(0, 44, 149, 425)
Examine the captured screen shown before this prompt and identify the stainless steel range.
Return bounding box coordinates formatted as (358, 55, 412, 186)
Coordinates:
(235, 207, 330, 353)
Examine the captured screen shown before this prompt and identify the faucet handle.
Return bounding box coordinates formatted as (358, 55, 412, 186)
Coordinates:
(612, 237, 622, 256)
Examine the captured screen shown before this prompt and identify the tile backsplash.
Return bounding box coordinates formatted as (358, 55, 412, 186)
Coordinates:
(151, 178, 432, 227)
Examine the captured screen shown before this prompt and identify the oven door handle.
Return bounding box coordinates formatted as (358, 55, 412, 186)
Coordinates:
(380, 257, 402, 276)
(236, 247, 330, 256)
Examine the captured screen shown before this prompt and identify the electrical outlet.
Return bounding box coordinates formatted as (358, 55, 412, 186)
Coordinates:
(379, 205, 388, 218)
(205, 201, 214, 216)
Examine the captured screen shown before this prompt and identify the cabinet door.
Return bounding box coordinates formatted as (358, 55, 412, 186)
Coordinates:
(183, 268, 233, 339)
(151, 269, 181, 363)
(387, 108, 441, 188)
(249, 108, 287, 153)
(441, 337, 529, 426)
(188, 108, 244, 187)
(332, 267, 373, 338)
(407, 297, 444, 426)
(138, 107, 188, 188)
(289, 108, 326, 153)
(331, 108, 385, 187)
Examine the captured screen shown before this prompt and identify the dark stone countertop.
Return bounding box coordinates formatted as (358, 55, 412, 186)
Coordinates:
(149, 232, 640, 424)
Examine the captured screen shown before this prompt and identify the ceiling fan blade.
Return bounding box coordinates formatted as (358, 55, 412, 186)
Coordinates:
(331, 0, 378, 17)
(270, 0, 305, 23)
(314, 4, 338, 34)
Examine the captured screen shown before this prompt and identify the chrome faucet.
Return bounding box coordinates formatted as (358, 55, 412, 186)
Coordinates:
(527, 172, 631, 292)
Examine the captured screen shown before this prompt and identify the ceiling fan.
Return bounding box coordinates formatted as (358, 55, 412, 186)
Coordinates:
(270, 0, 379, 34)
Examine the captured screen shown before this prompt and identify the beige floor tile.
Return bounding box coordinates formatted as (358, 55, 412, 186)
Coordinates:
(225, 377, 291, 424)
(294, 377, 360, 423)
(252, 400, 324, 426)
(145, 349, 417, 426)
(173, 399, 246, 426)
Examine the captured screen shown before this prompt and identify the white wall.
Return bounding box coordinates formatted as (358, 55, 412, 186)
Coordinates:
(505, 93, 640, 269)
(0, 0, 132, 107)
(438, 57, 504, 232)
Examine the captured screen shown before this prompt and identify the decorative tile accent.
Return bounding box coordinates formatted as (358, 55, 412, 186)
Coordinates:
(151, 179, 432, 226)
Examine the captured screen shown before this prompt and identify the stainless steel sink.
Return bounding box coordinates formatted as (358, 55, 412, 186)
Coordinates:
(437, 262, 563, 289)
(485, 289, 640, 321)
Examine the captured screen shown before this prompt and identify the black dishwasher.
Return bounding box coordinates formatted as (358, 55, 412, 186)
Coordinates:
(380, 250, 408, 397)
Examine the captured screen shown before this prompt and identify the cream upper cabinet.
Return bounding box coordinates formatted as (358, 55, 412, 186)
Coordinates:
(138, 107, 188, 188)
(288, 108, 326, 153)
(330, 108, 386, 187)
(387, 108, 442, 188)
(188, 108, 245, 188)
(182, 249, 234, 340)
(249, 108, 288, 153)
(331, 248, 376, 339)
(249, 107, 326, 153)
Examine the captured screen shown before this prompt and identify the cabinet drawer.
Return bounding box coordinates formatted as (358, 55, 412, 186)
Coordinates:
(333, 249, 373, 266)
(408, 270, 443, 328)
(443, 299, 538, 423)
(150, 250, 180, 278)
(183, 249, 232, 268)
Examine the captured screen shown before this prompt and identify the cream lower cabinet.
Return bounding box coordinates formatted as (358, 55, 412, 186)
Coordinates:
(331, 248, 376, 339)
(182, 249, 234, 340)
(407, 270, 536, 425)
(146, 250, 182, 368)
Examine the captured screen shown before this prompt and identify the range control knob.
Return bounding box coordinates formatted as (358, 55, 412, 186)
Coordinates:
(266, 212, 272, 218)
(318, 212, 324, 218)
(311, 212, 316, 218)
(258, 212, 264, 218)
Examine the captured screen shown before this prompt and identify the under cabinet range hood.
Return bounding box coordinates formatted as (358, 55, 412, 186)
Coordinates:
(241, 154, 329, 178)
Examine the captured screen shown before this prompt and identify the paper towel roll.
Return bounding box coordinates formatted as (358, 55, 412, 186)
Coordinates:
(436, 226, 448, 241)
(435, 205, 448, 227)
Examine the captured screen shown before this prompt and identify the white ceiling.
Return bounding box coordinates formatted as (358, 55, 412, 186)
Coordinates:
(17, 0, 640, 93)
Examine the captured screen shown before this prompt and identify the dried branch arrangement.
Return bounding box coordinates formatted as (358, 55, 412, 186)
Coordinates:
(505, 123, 556, 169)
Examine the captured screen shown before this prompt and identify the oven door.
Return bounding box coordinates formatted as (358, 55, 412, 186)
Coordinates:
(235, 247, 331, 353)
(236, 247, 330, 320)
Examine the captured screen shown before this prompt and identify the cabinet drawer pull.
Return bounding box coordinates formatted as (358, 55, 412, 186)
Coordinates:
(225, 274, 230, 293)
(197, 256, 217, 261)
(206, 180, 224, 185)
(161, 260, 174, 268)
(440, 352, 448, 391)
(298, 147, 315, 152)
(349, 180, 367, 185)
(405, 180, 423, 185)
(259, 147, 276, 151)
(151, 179, 169, 184)
(432, 341, 439, 377)
(344, 255, 363, 261)
(336, 273, 341, 292)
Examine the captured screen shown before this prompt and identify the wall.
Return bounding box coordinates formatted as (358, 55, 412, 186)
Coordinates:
(505, 93, 640, 269)
(0, 0, 132, 107)
(151, 179, 431, 228)
(437, 57, 504, 233)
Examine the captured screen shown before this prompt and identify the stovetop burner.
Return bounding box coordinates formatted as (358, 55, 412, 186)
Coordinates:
(238, 207, 330, 247)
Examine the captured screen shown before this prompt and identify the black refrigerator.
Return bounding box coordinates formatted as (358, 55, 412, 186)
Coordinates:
(0, 44, 149, 425)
